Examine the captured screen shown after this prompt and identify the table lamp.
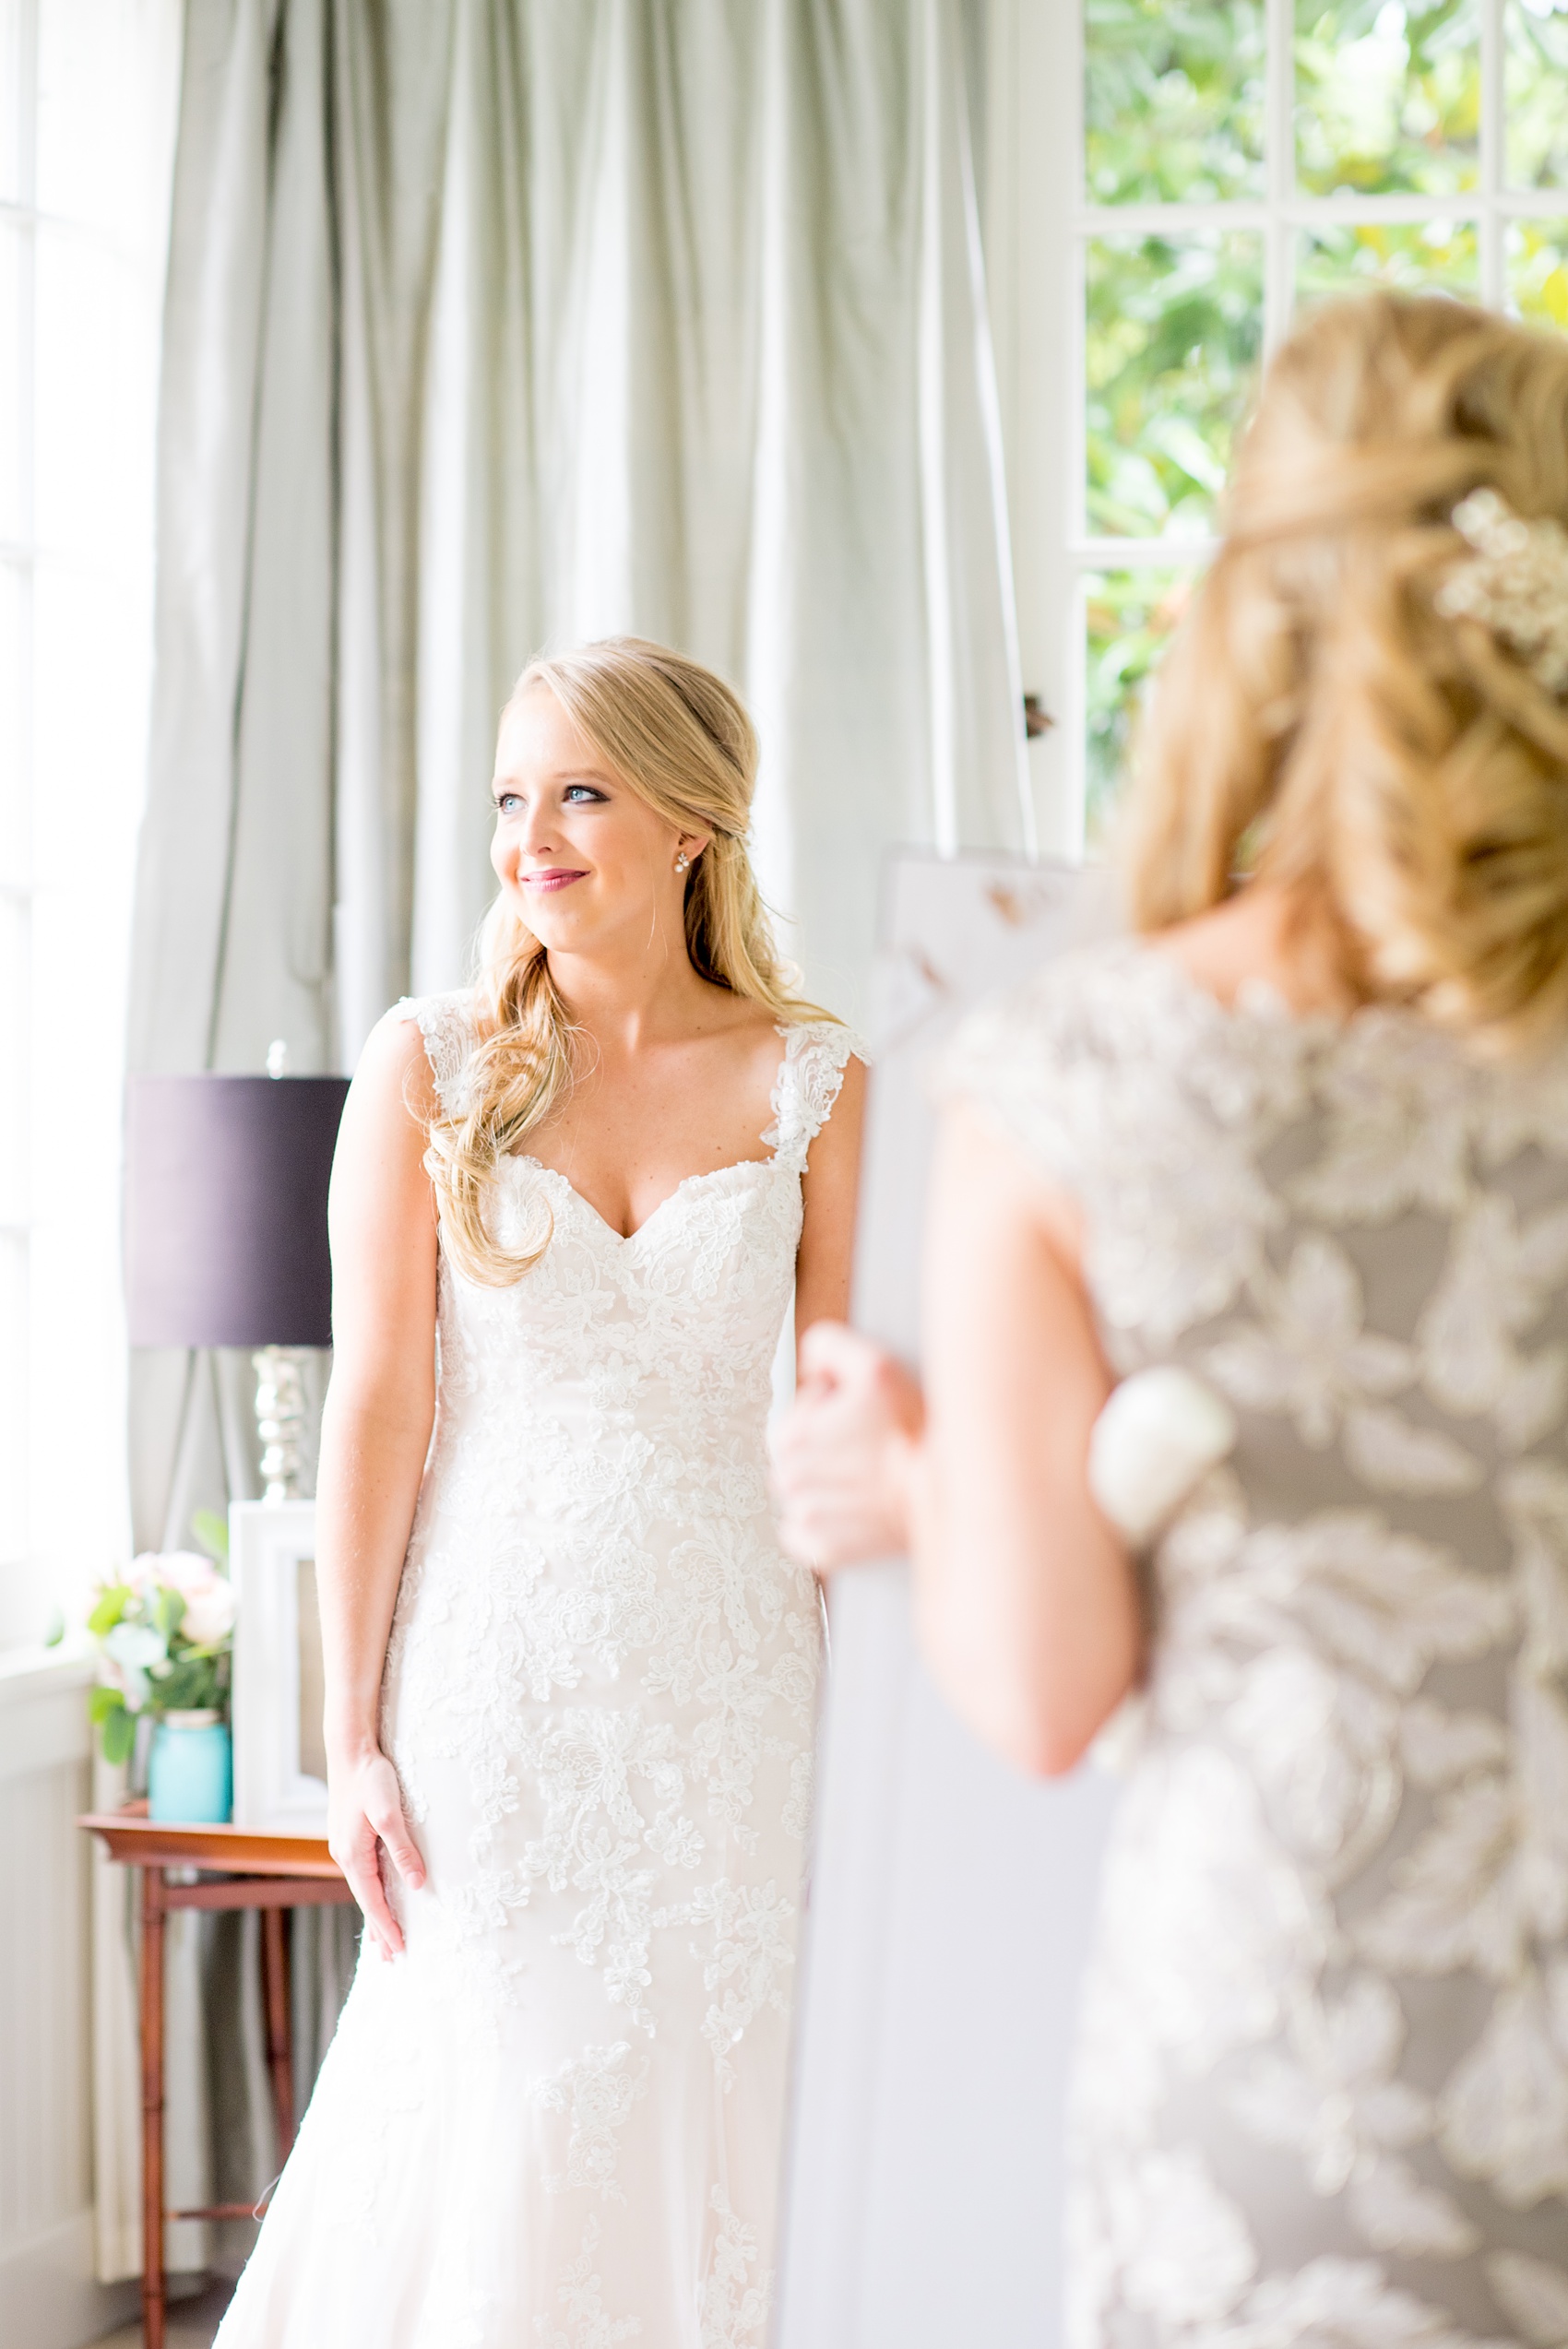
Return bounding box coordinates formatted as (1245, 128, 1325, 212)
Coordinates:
(124, 1051, 350, 1501)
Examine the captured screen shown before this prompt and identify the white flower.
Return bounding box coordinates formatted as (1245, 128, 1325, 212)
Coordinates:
(177, 1575, 237, 1646)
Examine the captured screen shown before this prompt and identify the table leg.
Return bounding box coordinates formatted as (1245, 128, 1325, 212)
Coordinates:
(260, 1904, 294, 2160)
(139, 1867, 166, 2349)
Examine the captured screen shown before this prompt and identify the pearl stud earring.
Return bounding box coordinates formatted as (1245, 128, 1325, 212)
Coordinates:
(674, 850, 691, 875)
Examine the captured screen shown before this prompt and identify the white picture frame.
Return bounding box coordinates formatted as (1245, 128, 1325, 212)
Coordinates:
(230, 1498, 329, 1833)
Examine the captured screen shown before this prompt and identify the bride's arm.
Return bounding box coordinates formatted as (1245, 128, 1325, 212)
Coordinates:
(315, 1015, 439, 1956)
(908, 1104, 1139, 1774)
(793, 1053, 868, 1349)
(774, 1101, 1141, 1777)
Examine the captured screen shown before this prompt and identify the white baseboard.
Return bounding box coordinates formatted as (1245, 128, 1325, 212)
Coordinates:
(0, 2209, 138, 2349)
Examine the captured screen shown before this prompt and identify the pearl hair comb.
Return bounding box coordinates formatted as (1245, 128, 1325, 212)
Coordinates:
(1435, 486, 1568, 697)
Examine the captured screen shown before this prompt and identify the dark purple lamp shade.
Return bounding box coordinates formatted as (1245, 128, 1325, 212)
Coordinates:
(124, 1076, 350, 1349)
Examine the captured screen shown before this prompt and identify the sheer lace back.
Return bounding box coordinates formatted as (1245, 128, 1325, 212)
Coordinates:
(947, 942, 1568, 2349)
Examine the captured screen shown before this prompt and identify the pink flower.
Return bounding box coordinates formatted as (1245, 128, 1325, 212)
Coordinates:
(132, 1549, 237, 1646)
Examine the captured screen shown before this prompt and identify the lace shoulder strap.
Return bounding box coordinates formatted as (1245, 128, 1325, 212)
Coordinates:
(765, 1019, 867, 1177)
(397, 990, 479, 1120)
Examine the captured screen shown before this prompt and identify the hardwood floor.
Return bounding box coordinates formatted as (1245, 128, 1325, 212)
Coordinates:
(92, 2278, 234, 2346)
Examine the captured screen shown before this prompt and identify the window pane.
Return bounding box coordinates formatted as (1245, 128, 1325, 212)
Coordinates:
(1085, 567, 1197, 836)
(0, 1232, 26, 1571)
(0, 0, 25, 208)
(34, 223, 155, 556)
(0, 219, 25, 545)
(1295, 0, 1480, 196)
(0, 560, 24, 894)
(1297, 217, 1479, 301)
(1084, 0, 1265, 204)
(1506, 0, 1568, 191)
(0, 888, 26, 1231)
(1086, 233, 1262, 541)
(1506, 219, 1568, 328)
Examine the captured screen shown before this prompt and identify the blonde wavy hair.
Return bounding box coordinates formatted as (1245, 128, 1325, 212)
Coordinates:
(1121, 291, 1568, 1047)
(426, 636, 826, 1286)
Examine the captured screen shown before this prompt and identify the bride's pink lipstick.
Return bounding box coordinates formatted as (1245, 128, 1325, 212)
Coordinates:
(522, 869, 588, 893)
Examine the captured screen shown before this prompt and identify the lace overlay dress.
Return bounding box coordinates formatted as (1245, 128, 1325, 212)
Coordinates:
(215, 1002, 860, 2349)
(949, 943, 1568, 2349)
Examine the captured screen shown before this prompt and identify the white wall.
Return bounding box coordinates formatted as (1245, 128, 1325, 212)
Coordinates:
(0, 1653, 137, 2347)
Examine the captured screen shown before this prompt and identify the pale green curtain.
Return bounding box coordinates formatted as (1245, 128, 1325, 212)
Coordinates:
(115, 0, 1026, 2284)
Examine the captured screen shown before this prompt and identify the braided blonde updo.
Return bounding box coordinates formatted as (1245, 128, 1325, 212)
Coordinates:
(1122, 291, 1568, 1046)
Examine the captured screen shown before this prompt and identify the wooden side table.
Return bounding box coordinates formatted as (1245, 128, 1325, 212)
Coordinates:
(81, 1803, 357, 2349)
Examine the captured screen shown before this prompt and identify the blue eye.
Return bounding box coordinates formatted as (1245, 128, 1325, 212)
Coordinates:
(564, 785, 604, 804)
(495, 792, 522, 815)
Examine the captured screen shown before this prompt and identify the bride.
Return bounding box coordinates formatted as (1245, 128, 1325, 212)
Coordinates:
(216, 637, 864, 2347)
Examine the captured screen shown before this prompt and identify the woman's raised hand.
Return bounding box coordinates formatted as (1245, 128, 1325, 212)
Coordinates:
(770, 1320, 925, 1570)
(327, 1746, 426, 1960)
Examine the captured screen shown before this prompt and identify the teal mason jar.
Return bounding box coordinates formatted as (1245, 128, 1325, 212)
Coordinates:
(148, 1709, 232, 1824)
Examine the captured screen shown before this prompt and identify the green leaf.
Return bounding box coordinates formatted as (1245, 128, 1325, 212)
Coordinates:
(88, 1684, 125, 1724)
(190, 1508, 230, 1564)
(42, 1607, 65, 1647)
(87, 1585, 133, 1638)
(155, 1654, 224, 1714)
(101, 1702, 137, 1766)
(151, 1585, 187, 1642)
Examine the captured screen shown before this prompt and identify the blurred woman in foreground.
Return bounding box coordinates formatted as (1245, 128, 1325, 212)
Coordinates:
(774, 295, 1568, 2346)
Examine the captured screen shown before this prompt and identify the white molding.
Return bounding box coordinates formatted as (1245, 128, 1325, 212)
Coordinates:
(0, 1650, 91, 1784)
(1078, 191, 1568, 238)
(0, 2208, 138, 2349)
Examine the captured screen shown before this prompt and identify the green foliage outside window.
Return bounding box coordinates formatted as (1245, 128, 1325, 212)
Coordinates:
(1298, 218, 1479, 299)
(1087, 234, 1263, 542)
(1509, 219, 1568, 326)
(1084, 0, 1265, 204)
(1295, 1, 1479, 196)
(1085, 570, 1194, 837)
(1507, 0, 1568, 189)
(1078, 0, 1568, 836)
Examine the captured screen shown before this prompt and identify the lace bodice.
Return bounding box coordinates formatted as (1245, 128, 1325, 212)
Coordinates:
(946, 942, 1568, 2349)
(215, 997, 862, 2349)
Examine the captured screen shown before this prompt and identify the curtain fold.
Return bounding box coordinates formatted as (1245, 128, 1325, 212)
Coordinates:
(118, 0, 1023, 2283)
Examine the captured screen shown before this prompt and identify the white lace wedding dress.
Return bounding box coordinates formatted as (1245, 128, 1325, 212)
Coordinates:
(953, 942, 1568, 2349)
(215, 1002, 860, 2349)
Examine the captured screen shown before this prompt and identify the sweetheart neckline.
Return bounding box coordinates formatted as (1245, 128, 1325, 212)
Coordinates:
(498, 1151, 786, 1245)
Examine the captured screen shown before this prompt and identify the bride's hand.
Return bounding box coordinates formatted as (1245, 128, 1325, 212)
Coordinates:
(327, 1746, 426, 1960)
(771, 1321, 926, 1570)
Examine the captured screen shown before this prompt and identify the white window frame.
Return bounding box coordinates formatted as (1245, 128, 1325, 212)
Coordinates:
(1, 0, 42, 1631)
(0, 0, 178, 1647)
(985, 0, 1568, 859)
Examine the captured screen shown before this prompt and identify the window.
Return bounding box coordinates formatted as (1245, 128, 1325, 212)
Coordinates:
(0, 0, 177, 1644)
(986, 0, 1568, 856)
